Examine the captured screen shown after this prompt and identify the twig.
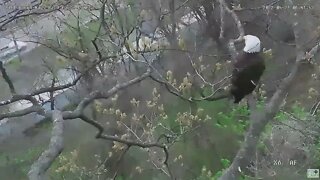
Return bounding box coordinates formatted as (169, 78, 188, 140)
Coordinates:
(73, 68, 151, 114)
(196, 91, 230, 102)
(149, 75, 193, 102)
(188, 54, 213, 87)
(93, 0, 107, 42)
(310, 100, 320, 116)
(233, 0, 281, 12)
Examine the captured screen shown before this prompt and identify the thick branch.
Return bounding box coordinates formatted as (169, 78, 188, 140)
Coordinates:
(28, 110, 64, 180)
(219, 41, 320, 179)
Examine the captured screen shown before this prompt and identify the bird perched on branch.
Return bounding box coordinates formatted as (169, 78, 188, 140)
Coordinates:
(230, 35, 265, 103)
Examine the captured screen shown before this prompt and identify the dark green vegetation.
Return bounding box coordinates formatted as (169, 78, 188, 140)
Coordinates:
(1, 98, 318, 179)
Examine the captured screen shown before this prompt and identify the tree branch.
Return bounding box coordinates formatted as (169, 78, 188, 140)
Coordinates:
(0, 61, 16, 94)
(219, 0, 245, 59)
(0, 56, 98, 108)
(73, 68, 151, 114)
(0, 1, 71, 31)
(0, 105, 44, 121)
(28, 110, 64, 180)
(50, 77, 56, 110)
(149, 75, 193, 102)
(78, 114, 170, 171)
(219, 1, 225, 39)
(219, 39, 320, 180)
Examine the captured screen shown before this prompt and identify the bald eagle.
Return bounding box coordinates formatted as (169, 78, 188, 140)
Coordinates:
(230, 35, 265, 103)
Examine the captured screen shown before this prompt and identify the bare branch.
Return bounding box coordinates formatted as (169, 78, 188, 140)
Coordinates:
(0, 106, 44, 121)
(28, 110, 64, 180)
(0, 74, 81, 108)
(79, 115, 170, 172)
(1, 66, 151, 125)
(233, 0, 282, 12)
(0, 95, 33, 106)
(197, 91, 230, 101)
(0, 61, 16, 94)
(0, 51, 112, 108)
(219, 0, 245, 59)
(73, 68, 151, 114)
(219, 2, 225, 39)
(310, 99, 320, 116)
(0, 1, 71, 31)
(50, 78, 56, 110)
(92, 39, 103, 60)
(168, 0, 177, 39)
(94, 0, 107, 42)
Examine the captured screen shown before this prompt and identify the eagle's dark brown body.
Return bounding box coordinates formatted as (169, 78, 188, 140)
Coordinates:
(231, 51, 265, 103)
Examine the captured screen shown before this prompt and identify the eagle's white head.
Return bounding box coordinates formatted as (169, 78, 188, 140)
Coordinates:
(243, 35, 261, 53)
